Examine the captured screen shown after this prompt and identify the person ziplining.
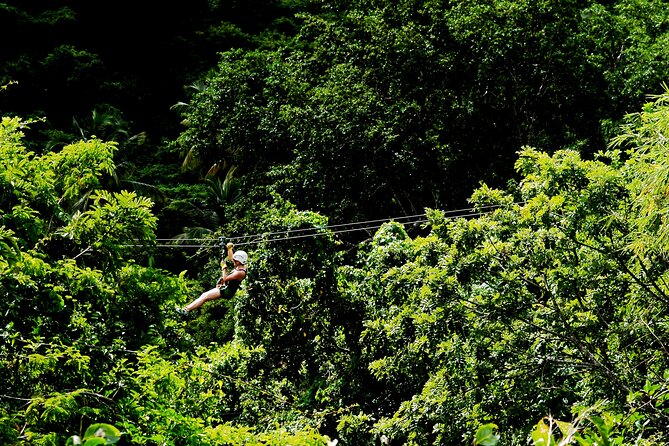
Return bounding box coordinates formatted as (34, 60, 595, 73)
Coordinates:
(177, 242, 248, 318)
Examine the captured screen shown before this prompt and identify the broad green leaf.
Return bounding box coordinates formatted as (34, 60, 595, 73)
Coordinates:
(83, 423, 121, 444)
(474, 423, 500, 446)
(532, 418, 556, 446)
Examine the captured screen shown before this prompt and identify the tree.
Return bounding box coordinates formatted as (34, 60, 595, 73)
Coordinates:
(176, 0, 669, 226)
(336, 91, 669, 442)
(0, 116, 193, 443)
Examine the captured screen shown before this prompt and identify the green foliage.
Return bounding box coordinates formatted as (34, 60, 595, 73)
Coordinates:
(611, 87, 669, 256)
(524, 402, 661, 446)
(176, 0, 669, 223)
(205, 424, 331, 445)
(41, 138, 117, 211)
(0, 225, 19, 265)
(474, 423, 500, 446)
(233, 194, 356, 392)
(0, 117, 57, 244)
(0, 406, 19, 445)
(9, 3, 669, 446)
(110, 342, 330, 445)
(334, 94, 669, 443)
(58, 190, 157, 268)
(0, 0, 307, 150)
(0, 107, 194, 444)
(67, 423, 122, 445)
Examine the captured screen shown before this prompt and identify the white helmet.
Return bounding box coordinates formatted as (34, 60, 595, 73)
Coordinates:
(232, 250, 248, 265)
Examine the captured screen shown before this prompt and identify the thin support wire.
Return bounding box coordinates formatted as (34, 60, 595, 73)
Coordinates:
(124, 202, 521, 249)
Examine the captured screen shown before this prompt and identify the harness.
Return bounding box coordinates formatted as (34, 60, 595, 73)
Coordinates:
(215, 237, 246, 293)
(217, 265, 247, 290)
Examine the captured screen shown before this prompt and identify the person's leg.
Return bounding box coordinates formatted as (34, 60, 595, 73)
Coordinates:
(184, 287, 221, 312)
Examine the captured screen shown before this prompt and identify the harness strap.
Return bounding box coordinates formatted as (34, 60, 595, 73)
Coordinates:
(217, 267, 246, 288)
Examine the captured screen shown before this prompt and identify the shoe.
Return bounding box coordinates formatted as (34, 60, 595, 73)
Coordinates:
(176, 307, 192, 319)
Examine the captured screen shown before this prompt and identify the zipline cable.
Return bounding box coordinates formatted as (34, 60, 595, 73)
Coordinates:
(233, 218, 430, 246)
(124, 202, 519, 249)
(144, 203, 515, 245)
(150, 212, 429, 243)
(132, 215, 430, 247)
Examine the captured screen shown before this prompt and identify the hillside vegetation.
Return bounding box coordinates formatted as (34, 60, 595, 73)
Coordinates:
(4, 0, 669, 445)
